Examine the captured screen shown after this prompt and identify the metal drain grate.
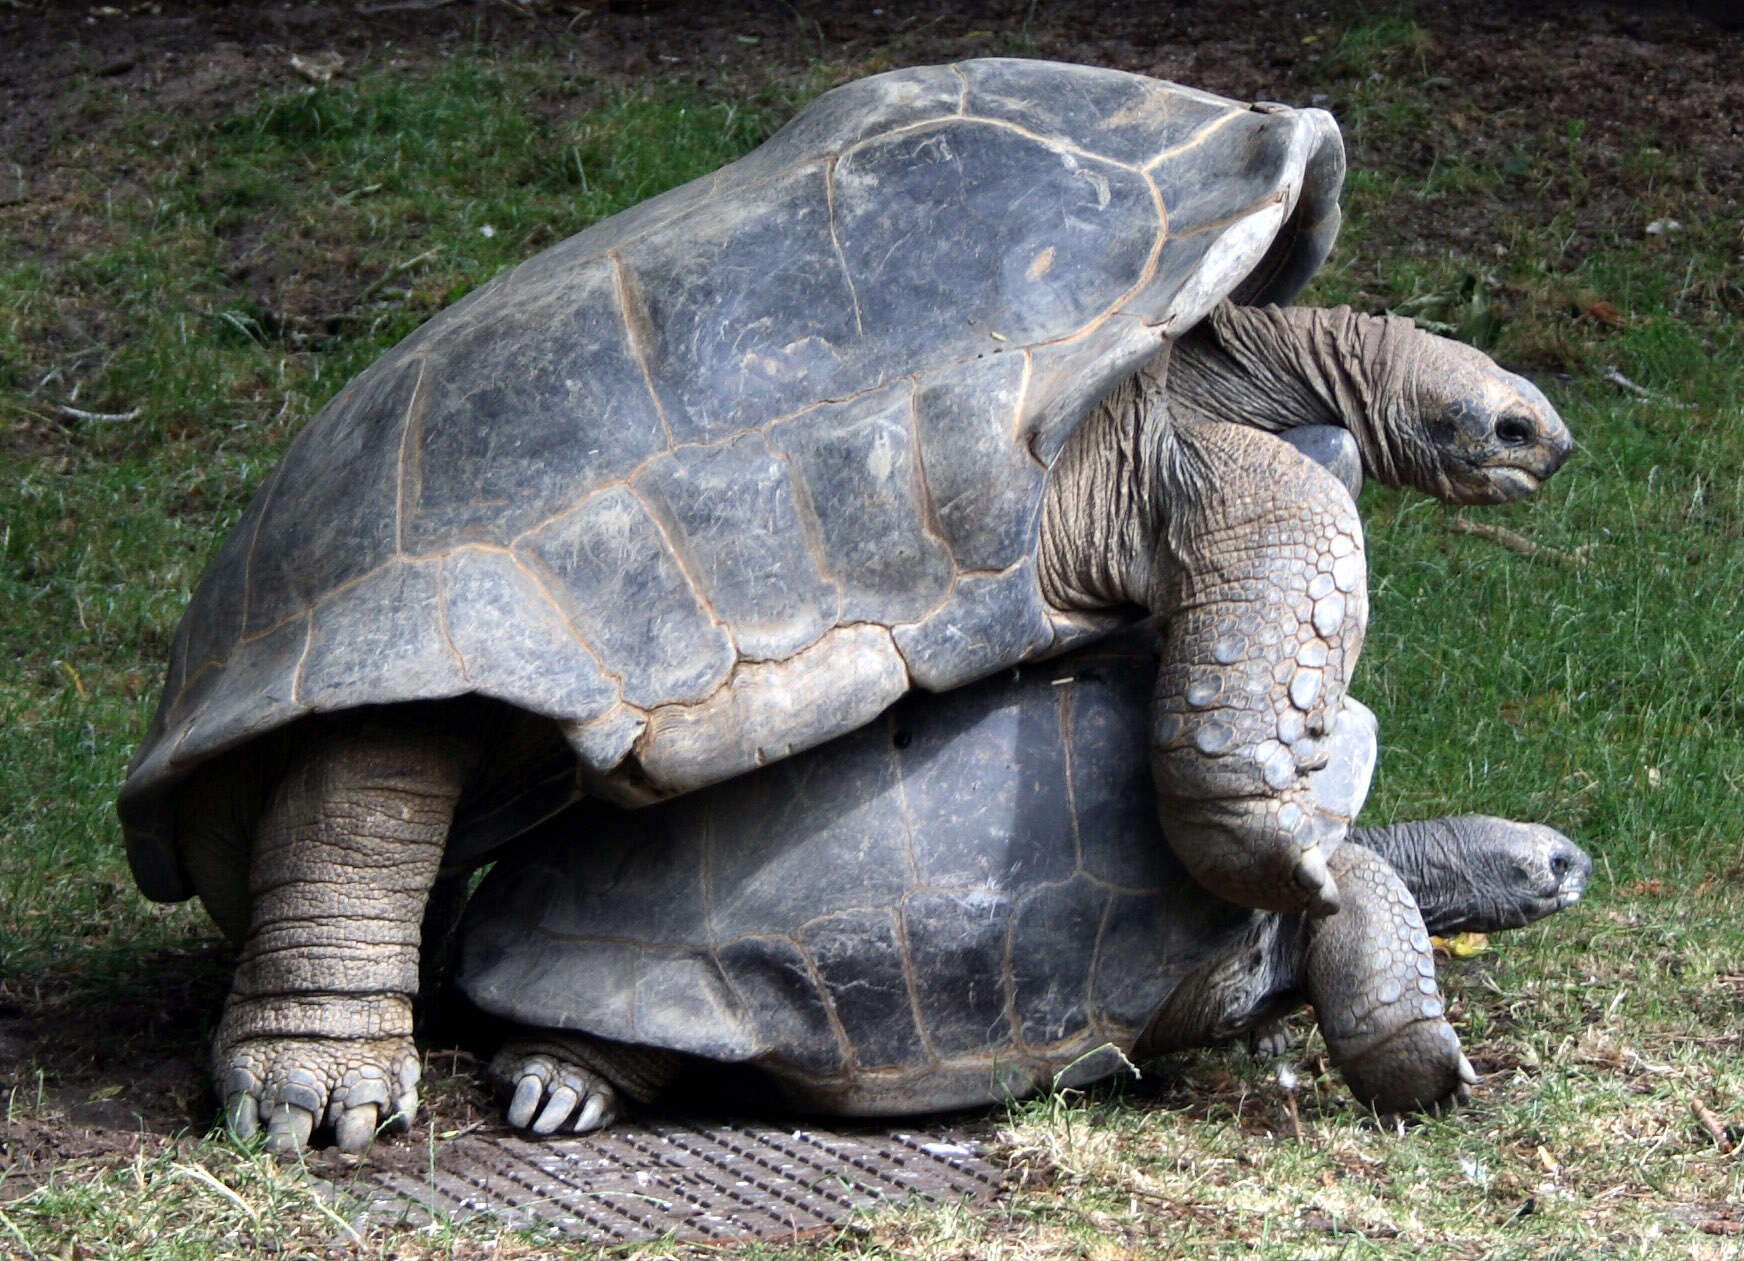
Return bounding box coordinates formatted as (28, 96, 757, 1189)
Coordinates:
(328, 1116, 1002, 1244)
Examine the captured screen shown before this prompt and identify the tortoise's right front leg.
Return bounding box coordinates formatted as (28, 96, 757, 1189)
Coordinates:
(1143, 423, 1369, 916)
(219, 714, 472, 1154)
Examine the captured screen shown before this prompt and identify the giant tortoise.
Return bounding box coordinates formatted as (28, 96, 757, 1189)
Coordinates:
(456, 631, 1589, 1130)
(118, 59, 1573, 1152)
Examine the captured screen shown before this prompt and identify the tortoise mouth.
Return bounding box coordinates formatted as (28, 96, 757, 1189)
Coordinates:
(1450, 465, 1542, 504)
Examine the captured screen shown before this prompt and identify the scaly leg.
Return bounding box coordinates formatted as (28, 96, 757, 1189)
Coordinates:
(1306, 843, 1474, 1113)
(218, 714, 471, 1154)
(1149, 423, 1368, 916)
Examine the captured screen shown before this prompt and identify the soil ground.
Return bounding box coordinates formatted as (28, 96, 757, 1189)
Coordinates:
(2, 0, 1741, 1210)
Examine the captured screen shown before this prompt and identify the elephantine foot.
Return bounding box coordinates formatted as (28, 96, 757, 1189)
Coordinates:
(490, 1042, 622, 1135)
(1306, 843, 1476, 1115)
(1248, 1019, 1295, 1060)
(221, 1032, 421, 1155)
(1336, 1021, 1477, 1115)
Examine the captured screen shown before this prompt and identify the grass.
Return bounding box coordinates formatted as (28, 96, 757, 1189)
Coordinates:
(3, 8, 1743, 1258)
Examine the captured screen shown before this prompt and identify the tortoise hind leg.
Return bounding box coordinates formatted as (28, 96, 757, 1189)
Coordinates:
(490, 1034, 681, 1135)
(219, 712, 473, 1154)
(1307, 844, 1475, 1113)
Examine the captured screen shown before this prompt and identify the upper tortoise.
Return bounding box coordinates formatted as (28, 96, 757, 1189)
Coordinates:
(118, 59, 1573, 1152)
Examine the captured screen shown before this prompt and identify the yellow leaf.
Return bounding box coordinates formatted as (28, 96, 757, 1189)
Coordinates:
(1432, 932, 1491, 958)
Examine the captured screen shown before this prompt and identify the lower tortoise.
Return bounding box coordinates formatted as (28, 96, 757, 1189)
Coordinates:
(456, 629, 1589, 1131)
(117, 60, 1574, 1152)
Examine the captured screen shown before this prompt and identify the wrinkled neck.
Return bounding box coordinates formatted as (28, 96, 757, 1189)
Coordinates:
(1169, 302, 1422, 491)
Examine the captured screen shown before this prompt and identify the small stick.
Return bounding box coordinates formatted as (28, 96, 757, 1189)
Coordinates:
(1447, 517, 1592, 567)
(1277, 1063, 1306, 1142)
(1692, 1098, 1736, 1154)
(356, 249, 438, 305)
(1603, 366, 1694, 408)
(1602, 367, 1656, 399)
(357, 0, 458, 11)
(56, 403, 141, 423)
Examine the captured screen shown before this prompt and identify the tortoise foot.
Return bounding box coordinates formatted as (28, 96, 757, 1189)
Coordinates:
(1338, 1022, 1476, 1116)
(1248, 1019, 1295, 1060)
(220, 1032, 420, 1155)
(1307, 843, 1478, 1115)
(490, 1041, 622, 1135)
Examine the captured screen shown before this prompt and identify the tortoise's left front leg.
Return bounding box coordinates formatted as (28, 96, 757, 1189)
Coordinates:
(1307, 843, 1474, 1113)
(220, 713, 473, 1154)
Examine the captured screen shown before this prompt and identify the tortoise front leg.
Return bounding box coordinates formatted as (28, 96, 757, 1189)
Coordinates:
(219, 714, 471, 1154)
(1306, 842, 1474, 1112)
(1148, 422, 1368, 916)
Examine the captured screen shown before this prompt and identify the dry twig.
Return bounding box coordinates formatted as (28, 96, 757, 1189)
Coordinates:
(1692, 1098, 1737, 1154)
(1446, 517, 1594, 566)
(356, 249, 439, 306)
(56, 403, 141, 423)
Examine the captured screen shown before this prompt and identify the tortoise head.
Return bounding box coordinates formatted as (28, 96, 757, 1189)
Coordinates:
(1428, 818, 1591, 934)
(1380, 331, 1574, 505)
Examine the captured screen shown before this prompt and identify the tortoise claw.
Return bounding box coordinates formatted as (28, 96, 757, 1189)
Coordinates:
(1296, 847, 1340, 918)
(574, 1093, 612, 1133)
(493, 1046, 623, 1137)
(264, 1102, 316, 1155)
(533, 1085, 581, 1135)
(507, 1074, 546, 1130)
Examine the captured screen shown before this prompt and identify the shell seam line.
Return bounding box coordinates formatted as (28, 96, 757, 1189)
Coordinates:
(788, 932, 859, 1075)
(239, 454, 290, 642)
(882, 708, 942, 1067)
(628, 622, 898, 720)
(1169, 188, 1291, 241)
(887, 708, 923, 888)
(1011, 347, 1038, 455)
(1058, 683, 1085, 874)
(1142, 107, 1251, 172)
(504, 550, 625, 689)
(834, 110, 1151, 181)
(432, 557, 472, 686)
(1084, 888, 1120, 1046)
(889, 903, 944, 1069)
(621, 480, 738, 655)
(886, 554, 1033, 641)
(948, 62, 969, 115)
(904, 375, 959, 570)
(287, 611, 316, 707)
(699, 801, 754, 1029)
(759, 428, 848, 622)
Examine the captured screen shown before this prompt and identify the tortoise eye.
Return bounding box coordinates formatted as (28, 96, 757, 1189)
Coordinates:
(1497, 415, 1536, 446)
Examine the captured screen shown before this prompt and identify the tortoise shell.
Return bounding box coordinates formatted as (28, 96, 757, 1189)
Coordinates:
(454, 630, 1377, 1115)
(121, 59, 1344, 901)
